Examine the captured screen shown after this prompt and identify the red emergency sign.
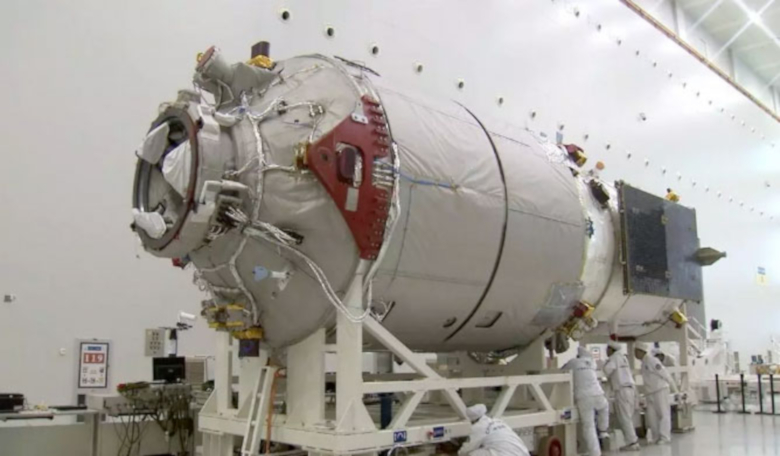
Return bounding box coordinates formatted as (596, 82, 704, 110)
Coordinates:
(83, 353, 105, 364)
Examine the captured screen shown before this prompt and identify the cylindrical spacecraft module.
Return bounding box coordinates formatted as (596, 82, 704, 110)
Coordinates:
(132, 49, 704, 352)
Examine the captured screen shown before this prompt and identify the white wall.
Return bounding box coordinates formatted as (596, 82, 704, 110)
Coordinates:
(0, 0, 269, 405)
(1, 0, 780, 405)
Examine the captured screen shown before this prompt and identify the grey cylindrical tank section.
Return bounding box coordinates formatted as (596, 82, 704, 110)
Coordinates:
(369, 87, 586, 352)
(131, 52, 677, 352)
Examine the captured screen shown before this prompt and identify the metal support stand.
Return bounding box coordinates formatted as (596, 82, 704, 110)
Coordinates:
(714, 374, 726, 414)
(758, 374, 764, 415)
(88, 411, 101, 456)
(202, 433, 235, 456)
(199, 263, 577, 455)
(200, 332, 241, 456)
(215, 332, 234, 414)
(336, 266, 375, 433)
(738, 374, 749, 414)
(287, 329, 326, 428)
(771, 375, 776, 415)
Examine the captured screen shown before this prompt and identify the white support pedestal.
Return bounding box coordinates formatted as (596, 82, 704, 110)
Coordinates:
(287, 329, 326, 428)
(336, 268, 375, 434)
(215, 332, 234, 414)
(199, 267, 576, 455)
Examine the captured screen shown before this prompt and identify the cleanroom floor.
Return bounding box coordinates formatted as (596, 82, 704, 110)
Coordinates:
(626, 410, 780, 456)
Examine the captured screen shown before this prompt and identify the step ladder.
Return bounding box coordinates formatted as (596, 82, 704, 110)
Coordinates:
(686, 316, 707, 358)
(241, 366, 278, 456)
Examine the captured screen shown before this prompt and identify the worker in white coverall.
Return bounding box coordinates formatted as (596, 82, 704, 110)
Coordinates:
(562, 347, 610, 456)
(603, 342, 640, 451)
(654, 348, 680, 386)
(635, 343, 679, 444)
(458, 404, 530, 456)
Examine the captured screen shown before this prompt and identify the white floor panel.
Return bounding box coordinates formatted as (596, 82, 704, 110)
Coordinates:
(622, 411, 780, 456)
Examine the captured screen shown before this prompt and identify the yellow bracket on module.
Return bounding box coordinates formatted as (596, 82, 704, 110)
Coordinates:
(579, 301, 595, 319)
(232, 327, 264, 340)
(669, 309, 688, 328)
(557, 301, 595, 338)
(247, 55, 274, 69)
(205, 303, 262, 340)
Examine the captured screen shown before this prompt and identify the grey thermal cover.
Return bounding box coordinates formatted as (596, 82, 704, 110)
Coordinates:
(137, 55, 601, 351)
(190, 56, 362, 347)
(372, 88, 586, 352)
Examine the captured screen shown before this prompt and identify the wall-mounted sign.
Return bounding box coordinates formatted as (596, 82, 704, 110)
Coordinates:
(77, 341, 110, 389)
(757, 266, 768, 286)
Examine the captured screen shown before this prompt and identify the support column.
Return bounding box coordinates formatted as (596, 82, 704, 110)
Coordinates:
(676, 321, 690, 392)
(508, 335, 548, 373)
(336, 264, 375, 433)
(203, 433, 235, 456)
(88, 412, 100, 456)
(458, 352, 488, 405)
(215, 332, 234, 414)
(564, 422, 578, 456)
(287, 328, 326, 428)
(200, 333, 237, 456)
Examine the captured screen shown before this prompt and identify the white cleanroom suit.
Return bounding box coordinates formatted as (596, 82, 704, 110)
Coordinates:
(458, 404, 530, 456)
(563, 347, 609, 456)
(654, 349, 680, 386)
(637, 344, 679, 444)
(603, 342, 639, 451)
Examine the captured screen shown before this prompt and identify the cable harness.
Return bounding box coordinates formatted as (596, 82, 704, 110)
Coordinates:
(194, 81, 401, 325)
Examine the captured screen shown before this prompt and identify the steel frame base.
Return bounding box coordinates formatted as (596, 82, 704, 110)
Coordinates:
(199, 270, 577, 455)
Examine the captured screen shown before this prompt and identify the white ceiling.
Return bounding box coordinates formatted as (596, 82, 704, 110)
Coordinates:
(678, 0, 780, 87)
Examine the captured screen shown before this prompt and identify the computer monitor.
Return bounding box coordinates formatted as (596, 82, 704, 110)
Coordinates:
(153, 357, 186, 383)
